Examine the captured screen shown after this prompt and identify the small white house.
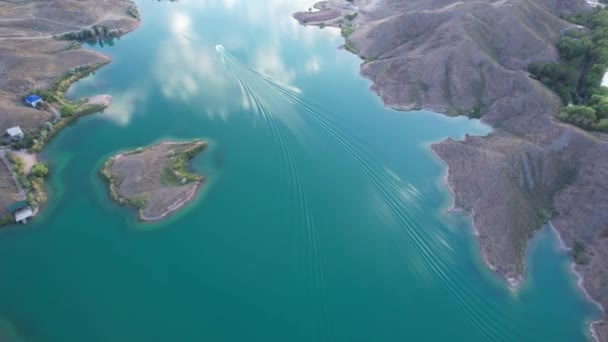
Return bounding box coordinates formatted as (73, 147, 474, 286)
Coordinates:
(14, 207, 33, 224)
(6, 126, 24, 141)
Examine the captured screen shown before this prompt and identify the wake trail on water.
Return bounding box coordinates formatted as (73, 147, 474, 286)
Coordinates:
(216, 45, 522, 341)
(219, 44, 335, 341)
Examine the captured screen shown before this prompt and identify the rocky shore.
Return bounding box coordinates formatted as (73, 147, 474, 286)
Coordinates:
(296, 0, 608, 340)
(0, 3, 142, 339)
(101, 140, 207, 222)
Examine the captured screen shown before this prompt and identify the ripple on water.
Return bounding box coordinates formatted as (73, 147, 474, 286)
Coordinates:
(218, 47, 532, 341)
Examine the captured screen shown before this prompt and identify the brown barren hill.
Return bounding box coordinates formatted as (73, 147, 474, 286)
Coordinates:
(0, 0, 139, 134)
(0, 0, 140, 226)
(297, 0, 608, 340)
(101, 140, 207, 222)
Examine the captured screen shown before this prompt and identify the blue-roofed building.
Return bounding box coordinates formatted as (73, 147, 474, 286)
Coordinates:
(24, 95, 43, 108)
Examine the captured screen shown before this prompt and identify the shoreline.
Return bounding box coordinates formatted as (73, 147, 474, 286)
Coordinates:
(139, 180, 203, 222)
(431, 146, 523, 291)
(0, 0, 141, 227)
(550, 222, 605, 341)
(295, 0, 607, 338)
(102, 140, 207, 223)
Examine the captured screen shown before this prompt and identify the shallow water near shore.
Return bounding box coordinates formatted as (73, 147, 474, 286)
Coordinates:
(0, 0, 600, 341)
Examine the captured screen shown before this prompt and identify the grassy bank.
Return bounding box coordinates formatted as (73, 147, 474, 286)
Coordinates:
(529, 8, 608, 132)
(100, 140, 207, 218)
(341, 24, 358, 54)
(5, 153, 49, 210)
(2, 62, 108, 224)
(161, 141, 207, 186)
(30, 100, 108, 153)
(35, 62, 108, 106)
(18, 61, 110, 152)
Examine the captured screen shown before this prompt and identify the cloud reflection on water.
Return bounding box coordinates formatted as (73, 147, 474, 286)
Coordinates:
(153, 0, 341, 123)
(105, 88, 147, 126)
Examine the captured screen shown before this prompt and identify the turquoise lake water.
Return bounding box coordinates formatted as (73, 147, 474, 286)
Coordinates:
(0, 1, 600, 341)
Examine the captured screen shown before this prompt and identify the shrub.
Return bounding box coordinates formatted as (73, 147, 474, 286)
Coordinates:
(7, 153, 25, 174)
(345, 13, 358, 21)
(595, 118, 608, 131)
(31, 163, 49, 178)
(560, 105, 597, 128)
(572, 240, 591, 265)
(558, 36, 591, 60)
(529, 8, 608, 132)
(60, 104, 76, 117)
(17, 174, 30, 190)
(341, 24, 355, 38)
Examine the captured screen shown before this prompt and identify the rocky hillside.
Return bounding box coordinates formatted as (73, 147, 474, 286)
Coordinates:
(346, 0, 583, 117)
(296, 0, 608, 340)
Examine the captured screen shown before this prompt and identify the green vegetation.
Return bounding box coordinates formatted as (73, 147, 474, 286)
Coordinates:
(101, 159, 149, 211)
(536, 208, 554, 226)
(99, 160, 114, 183)
(161, 141, 206, 186)
(64, 41, 83, 51)
(100, 159, 132, 210)
(6, 153, 48, 208)
(42, 63, 106, 103)
(341, 24, 355, 38)
(128, 196, 149, 209)
(25, 62, 109, 152)
(572, 240, 591, 265)
(100, 158, 122, 189)
(161, 167, 183, 186)
(10, 132, 35, 150)
(345, 12, 358, 21)
(126, 5, 140, 19)
(100, 141, 206, 220)
(558, 105, 608, 129)
(60, 103, 76, 117)
(468, 104, 485, 119)
(31, 163, 49, 178)
(339, 23, 358, 53)
(6, 153, 30, 190)
(344, 40, 358, 54)
(448, 92, 484, 118)
(62, 25, 113, 43)
(363, 56, 378, 63)
(529, 8, 608, 132)
(2, 8, 130, 224)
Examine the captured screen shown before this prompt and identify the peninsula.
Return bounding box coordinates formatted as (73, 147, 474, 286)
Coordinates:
(101, 140, 207, 221)
(295, 0, 608, 340)
(0, 0, 140, 225)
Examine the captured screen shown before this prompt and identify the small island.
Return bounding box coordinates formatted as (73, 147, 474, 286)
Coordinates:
(101, 140, 207, 221)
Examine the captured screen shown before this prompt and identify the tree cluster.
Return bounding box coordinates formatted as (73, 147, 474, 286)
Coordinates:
(529, 8, 608, 132)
